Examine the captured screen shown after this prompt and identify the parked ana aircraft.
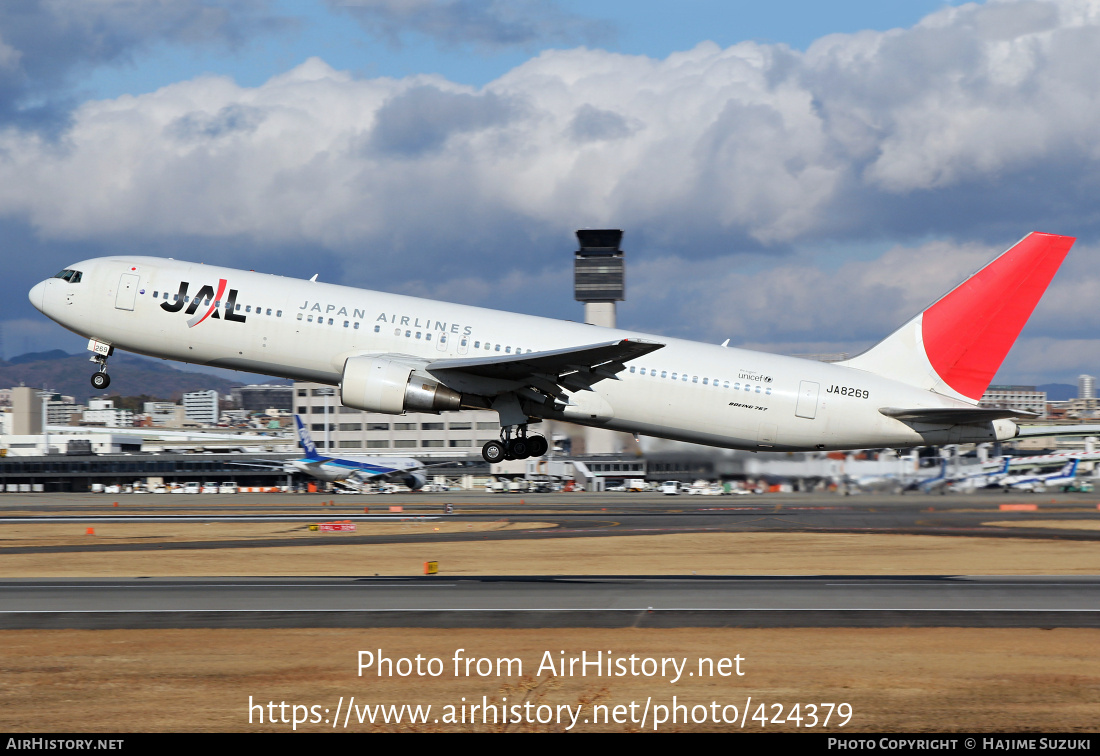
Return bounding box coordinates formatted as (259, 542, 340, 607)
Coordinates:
(28, 232, 1074, 463)
(234, 415, 430, 490)
(999, 459, 1080, 492)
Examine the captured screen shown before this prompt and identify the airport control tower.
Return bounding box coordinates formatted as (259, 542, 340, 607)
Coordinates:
(574, 229, 626, 456)
(574, 229, 624, 328)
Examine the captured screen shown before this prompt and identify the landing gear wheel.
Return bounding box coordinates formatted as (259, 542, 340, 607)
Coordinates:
(507, 438, 530, 459)
(481, 440, 506, 464)
(527, 435, 548, 457)
(91, 372, 111, 390)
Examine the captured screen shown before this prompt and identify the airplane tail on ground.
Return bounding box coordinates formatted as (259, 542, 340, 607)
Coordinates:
(840, 233, 1075, 404)
(294, 415, 321, 460)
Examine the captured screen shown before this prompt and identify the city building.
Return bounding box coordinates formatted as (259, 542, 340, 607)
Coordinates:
(978, 385, 1047, 416)
(143, 401, 185, 426)
(83, 398, 134, 427)
(45, 395, 82, 426)
(182, 390, 219, 425)
(231, 384, 293, 413)
(9, 387, 43, 435)
(1079, 374, 1095, 400)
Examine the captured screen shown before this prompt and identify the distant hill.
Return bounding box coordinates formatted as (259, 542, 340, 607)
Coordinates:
(8, 350, 70, 365)
(0, 351, 277, 403)
(1038, 383, 1077, 401)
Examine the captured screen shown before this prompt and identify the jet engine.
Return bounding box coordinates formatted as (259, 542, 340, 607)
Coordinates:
(399, 470, 427, 491)
(340, 355, 462, 414)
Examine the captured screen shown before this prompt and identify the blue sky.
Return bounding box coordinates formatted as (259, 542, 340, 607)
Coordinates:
(80, 2, 965, 97)
(5, 0, 1100, 385)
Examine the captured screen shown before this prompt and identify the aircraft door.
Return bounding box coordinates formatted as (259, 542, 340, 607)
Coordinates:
(795, 380, 820, 419)
(458, 335, 469, 355)
(436, 333, 448, 352)
(114, 274, 139, 311)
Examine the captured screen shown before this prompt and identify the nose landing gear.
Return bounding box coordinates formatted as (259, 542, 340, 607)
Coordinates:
(89, 352, 111, 390)
(481, 426, 549, 463)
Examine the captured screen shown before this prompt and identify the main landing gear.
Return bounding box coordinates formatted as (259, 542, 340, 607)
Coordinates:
(90, 353, 111, 390)
(482, 425, 549, 463)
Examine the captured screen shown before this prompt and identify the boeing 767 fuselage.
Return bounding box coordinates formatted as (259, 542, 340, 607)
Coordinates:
(29, 233, 1074, 462)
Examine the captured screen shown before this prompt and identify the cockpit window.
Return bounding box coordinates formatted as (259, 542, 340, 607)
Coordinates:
(53, 269, 82, 283)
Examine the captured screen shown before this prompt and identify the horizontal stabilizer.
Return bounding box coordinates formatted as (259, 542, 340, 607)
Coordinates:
(1015, 424, 1100, 438)
(880, 407, 1037, 424)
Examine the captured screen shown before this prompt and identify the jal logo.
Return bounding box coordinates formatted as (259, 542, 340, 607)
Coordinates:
(160, 280, 247, 327)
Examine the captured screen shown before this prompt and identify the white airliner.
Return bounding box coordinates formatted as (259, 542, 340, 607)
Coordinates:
(999, 459, 1081, 492)
(28, 232, 1074, 463)
(233, 415, 430, 490)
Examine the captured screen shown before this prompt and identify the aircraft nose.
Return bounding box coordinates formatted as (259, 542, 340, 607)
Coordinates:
(28, 280, 46, 312)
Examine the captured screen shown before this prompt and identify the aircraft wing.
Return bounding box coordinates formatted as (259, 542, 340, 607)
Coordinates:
(879, 407, 1038, 424)
(427, 338, 664, 404)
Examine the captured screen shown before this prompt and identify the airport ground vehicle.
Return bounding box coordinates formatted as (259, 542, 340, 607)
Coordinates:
(660, 481, 682, 495)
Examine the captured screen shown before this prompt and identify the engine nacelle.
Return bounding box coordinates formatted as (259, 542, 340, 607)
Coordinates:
(399, 471, 427, 491)
(340, 355, 462, 414)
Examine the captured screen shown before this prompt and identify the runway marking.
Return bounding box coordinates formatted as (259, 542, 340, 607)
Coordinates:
(0, 583, 459, 589)
(0, 516, 441, 522)
(825, 582, 1095, 587)
(1, 608, 1098, 614)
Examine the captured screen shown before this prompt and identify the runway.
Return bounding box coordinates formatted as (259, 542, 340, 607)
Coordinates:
(3, 491, 1097, 629)
(3, 490, 1100, 554)
(1, 575, 1097, 629)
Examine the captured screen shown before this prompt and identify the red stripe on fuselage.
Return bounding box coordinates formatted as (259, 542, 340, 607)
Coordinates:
(187, 279, 228, 328)
(921, 232, 1074, 401)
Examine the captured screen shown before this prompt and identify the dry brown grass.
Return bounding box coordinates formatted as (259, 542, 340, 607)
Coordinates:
(2, 526, 1097, 733)
(983, 519, 1100, 531)
(2, 627, 1096, 732)
(1, 531, 1098, 577)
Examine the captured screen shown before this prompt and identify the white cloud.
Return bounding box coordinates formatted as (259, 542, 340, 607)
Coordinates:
(3, 1, 1099, 256)
(621, 239, 997, 346)
(5, 0, 1100, 383)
